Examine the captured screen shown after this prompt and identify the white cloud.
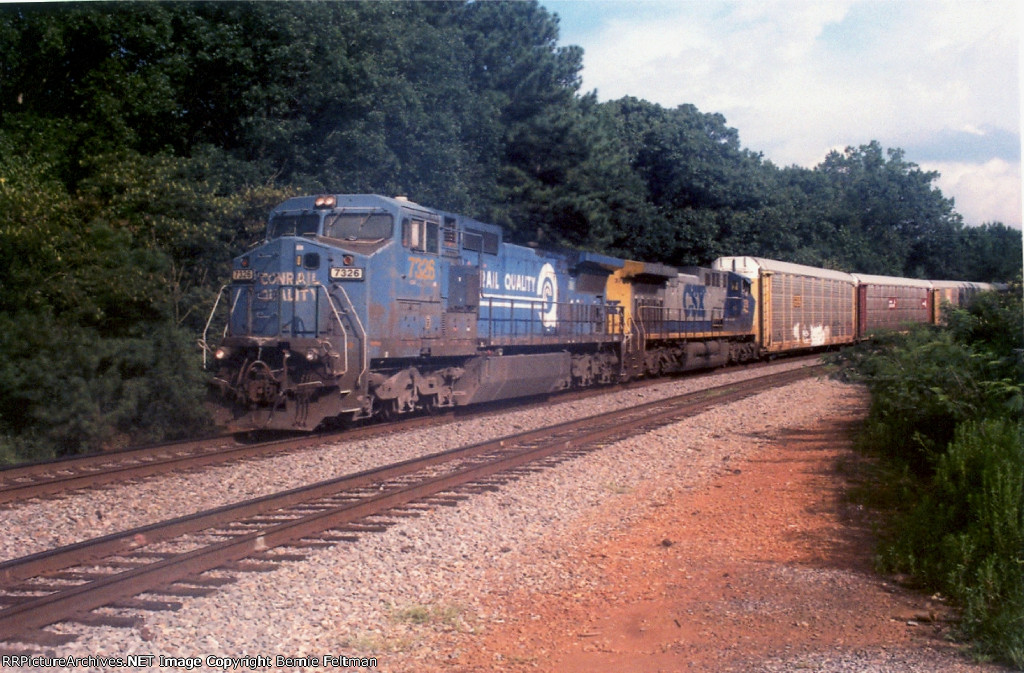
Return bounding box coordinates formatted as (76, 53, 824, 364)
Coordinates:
(564, 0, 1021, 228)
(925, 159, 1023, 228)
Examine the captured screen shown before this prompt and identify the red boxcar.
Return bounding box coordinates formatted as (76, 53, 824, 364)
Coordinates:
(851, 273, 933, 338)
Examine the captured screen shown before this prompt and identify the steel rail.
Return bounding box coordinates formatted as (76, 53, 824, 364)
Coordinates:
(0, 363, 824, 644)
(0, 414, 451, 504)
(0, 356, 822, 505)
(0, 435, 231, 481)
(0, 435, 316, 505)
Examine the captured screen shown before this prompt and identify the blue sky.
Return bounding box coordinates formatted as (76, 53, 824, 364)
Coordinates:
(543, 0, 1022, 230)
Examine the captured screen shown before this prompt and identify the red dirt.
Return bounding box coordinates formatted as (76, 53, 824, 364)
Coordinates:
(440, 396, 1006, 672)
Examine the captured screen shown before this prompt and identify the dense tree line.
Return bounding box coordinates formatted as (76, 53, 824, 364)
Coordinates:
(0, 1, 1020, 460)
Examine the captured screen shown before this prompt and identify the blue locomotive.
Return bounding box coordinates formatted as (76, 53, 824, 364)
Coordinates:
(201, 194, 757, 430)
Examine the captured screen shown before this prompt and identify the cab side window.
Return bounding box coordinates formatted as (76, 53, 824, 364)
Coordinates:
(463, 228, 499, 255)
(402, 218, 440, 254)
(425, 221, 439, 253)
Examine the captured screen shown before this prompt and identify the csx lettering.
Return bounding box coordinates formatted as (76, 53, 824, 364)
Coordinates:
(408, 256, 436, 280)
(683, 286, 706, 318)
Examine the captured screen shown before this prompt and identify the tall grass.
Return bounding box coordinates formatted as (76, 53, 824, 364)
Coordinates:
(836, 286, 1023, 668)
(879, 419, 1024, 665)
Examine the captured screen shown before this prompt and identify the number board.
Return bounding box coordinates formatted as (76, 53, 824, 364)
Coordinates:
(329, 267, 365, 280)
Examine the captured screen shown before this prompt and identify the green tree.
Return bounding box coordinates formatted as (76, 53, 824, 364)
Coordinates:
(596, 97, 779, 265)
(454, 0, 589, 240)
(0, 131, 215, 459)
(815, 141, 964, 277)
(74, 147, 291, 331)
(957, 222, 1023, 283)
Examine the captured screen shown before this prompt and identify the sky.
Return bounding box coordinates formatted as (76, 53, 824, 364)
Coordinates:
(542, 0, 1022, 230)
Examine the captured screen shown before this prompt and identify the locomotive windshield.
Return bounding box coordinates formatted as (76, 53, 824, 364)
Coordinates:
(268, 212, 320, 239)
(323, 211, 394, 242)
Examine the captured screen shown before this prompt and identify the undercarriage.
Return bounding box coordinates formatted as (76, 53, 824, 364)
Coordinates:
(205, 336, 758, 432)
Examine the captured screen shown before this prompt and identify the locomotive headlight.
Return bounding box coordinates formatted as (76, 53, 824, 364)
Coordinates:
(215, 347, 230, 360)
(314, 195, 337, 208)
(305, 349, 319, 362)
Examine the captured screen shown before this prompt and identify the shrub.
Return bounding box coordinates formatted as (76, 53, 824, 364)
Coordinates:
(838, 289, 1024, 667)
(937, 419, 1024, 666)
(0, 312, 211, 463)
(841, 326, 991, 474)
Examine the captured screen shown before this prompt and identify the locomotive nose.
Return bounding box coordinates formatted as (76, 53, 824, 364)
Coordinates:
(228, 238, 329, 339)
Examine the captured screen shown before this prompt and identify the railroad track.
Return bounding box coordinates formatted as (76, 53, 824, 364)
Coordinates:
(0, 356, 820, 506)
(0, 363, 823, 649)
(0, 436, 237, 506)
(0, 418, 437, 506)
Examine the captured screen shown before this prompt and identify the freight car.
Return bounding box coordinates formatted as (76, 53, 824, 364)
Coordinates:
(929, 280, 1000, 323)
(851, 273, 933, 338)
(201, 194, 997, 432)
(712, 257, 858, 352)
(711, 258, 989, 341)
(712, 259, 1002, 338)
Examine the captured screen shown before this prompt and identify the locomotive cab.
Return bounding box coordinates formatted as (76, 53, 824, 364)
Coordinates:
(202, 194, 410, 430)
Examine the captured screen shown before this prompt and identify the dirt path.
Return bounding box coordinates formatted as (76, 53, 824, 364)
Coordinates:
(440, 391, 1009, 672)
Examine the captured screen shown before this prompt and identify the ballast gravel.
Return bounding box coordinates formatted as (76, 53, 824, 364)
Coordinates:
(0, 359, 813, 562)
(1, 361, 994, 672)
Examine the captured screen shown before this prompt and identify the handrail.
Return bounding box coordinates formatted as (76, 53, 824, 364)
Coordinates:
(327, 284, 368, 385)
(199, 284, 229, 368)
(317, 286, 348, 377)
(479, 297, 620, 345)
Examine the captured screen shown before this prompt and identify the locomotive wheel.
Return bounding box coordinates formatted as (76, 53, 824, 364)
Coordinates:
(249, 406, 276, 430)
(377, 398, 399, 421)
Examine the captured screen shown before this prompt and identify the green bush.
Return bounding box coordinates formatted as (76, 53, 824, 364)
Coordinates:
(840, 326, 994, 474)
(0, 312, 211, 463)
(939, 419, 1024, 666)
(839, 289, 1024, 667)
(882, 419, 1024, 666)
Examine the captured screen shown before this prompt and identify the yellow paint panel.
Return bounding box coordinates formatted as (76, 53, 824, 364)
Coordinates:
(606, 263, 646, 328)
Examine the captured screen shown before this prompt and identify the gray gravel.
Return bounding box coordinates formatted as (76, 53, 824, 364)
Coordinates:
(0, 359, 813, 562)
(723, 647, 1004, 673)
(2, 360, 1003, 672)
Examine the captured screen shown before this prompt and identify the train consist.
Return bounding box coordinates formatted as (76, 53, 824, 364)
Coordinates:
(200, 194, 997, 431)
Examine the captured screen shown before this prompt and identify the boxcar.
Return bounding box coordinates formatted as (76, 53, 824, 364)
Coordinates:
(712, 256, 857, 353)
(929, 280, 999, 323)
(851, 273, 933, 337)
